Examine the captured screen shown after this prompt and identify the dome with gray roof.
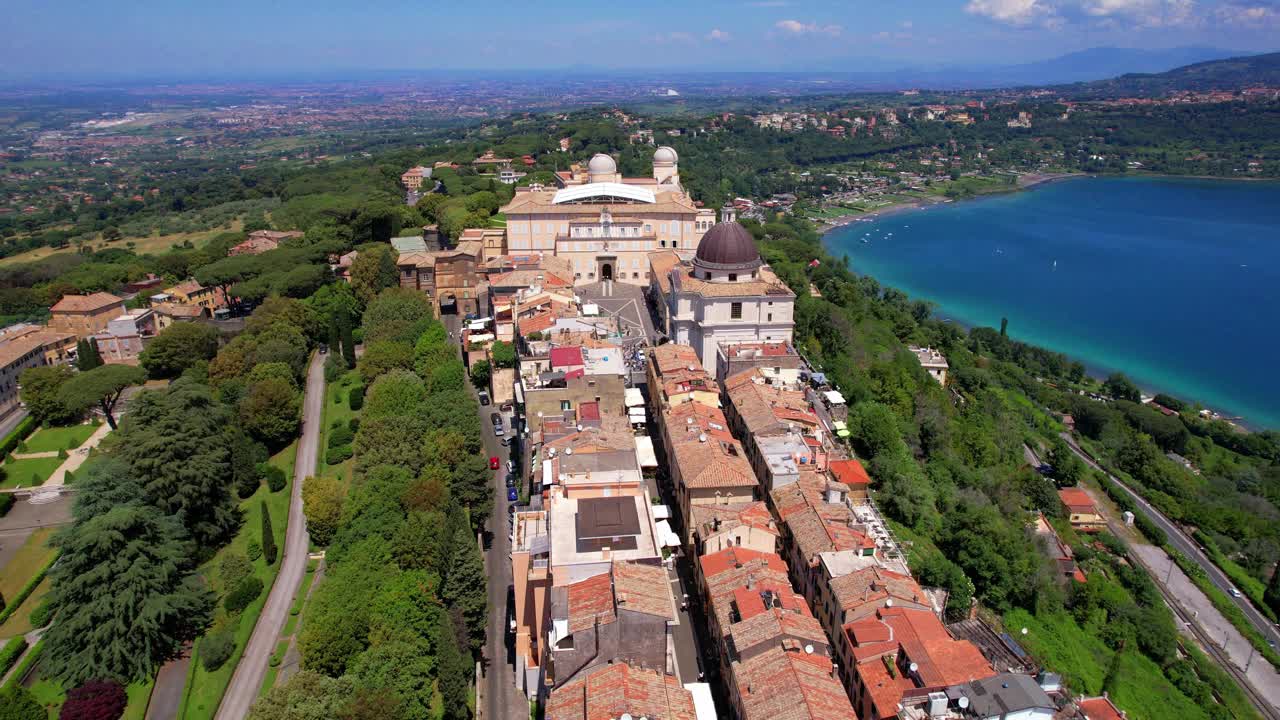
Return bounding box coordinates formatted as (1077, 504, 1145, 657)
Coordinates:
(653, 146, 678, 165)
(694, 221, 762, 272)
(587, 153, 617, 176)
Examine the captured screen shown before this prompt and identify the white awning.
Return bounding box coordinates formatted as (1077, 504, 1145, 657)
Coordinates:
(582, 303, 600, 316)
(684, 684, 719, 720)
(653, 504, 671, 520)
(655, 519, 681, 548)
(634, 436, 658, 468)
(824, 390, 847, 405)
(624, 388, 645, 408)
(542, 458, 555, 487)
(628, 407, 647, 420)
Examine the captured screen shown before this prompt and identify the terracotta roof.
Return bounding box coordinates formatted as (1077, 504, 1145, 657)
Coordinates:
(668, 432, 757, 491)
(725, 369, 817, 436)
(154, 302, 206, 318)
(502, 188, 698, 216)
(612, 561, 675, 621)
(691, 502, 778, 540)
(550, 346, 585, 368)
(545, 662, 697, 720)
(519, 311, 555, 335)
(829, 566, 926, 617)
(491, 269, 572, 289)
(1058, 487, 1097, 513)
(735, 644, 858, 720)
(565, 573, 616, 632)
(771, 472, 873, 561)
(165, 279, 208, 296)
(0, 329, 75, 368)
(50, 292, 123, 313)
(648, 249, 684, 294)
(828, 459, 871, 487)
(671, 262, 794, 299)
(651, 343, 704, 376)
(1078, 696, 1126, 720)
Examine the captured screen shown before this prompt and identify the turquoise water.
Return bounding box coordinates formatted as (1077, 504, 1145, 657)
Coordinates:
(825, 176, 1280, 429)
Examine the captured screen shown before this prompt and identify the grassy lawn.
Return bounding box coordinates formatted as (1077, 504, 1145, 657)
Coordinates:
(0, 456, 65, 489)
(0, 576, 51, 638)
(177, 440, 296, 720)
(0, 527, 58, 602)
(22, 423, 99, 454)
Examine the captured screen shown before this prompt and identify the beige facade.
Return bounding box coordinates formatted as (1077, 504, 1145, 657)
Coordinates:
(500, 149, 714, 286)
(48, 292, 126, 338)
(0, 326, 76, 418)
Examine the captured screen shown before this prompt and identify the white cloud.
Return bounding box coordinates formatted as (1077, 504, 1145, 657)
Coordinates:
(1214, 0, 1280, 25)
(707, 28, 732, 41)
(966, 0, 1201, 26)
(964, 0, 1049, 25)
(775, 19, 843, 35)
(653, 31, 694, 44)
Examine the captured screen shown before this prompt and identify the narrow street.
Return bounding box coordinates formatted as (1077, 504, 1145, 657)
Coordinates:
(214, 353, 322, 720)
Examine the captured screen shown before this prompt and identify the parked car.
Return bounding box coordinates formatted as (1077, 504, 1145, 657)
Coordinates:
(478, 390, 491, 406)
(489, 456, 500, 470)
(507, 487, 518, 502)
(491, 412, 504, 436)
(507, 460, 517, 474)
(505, 473, 516, 488)
(500, 436, 513, 447)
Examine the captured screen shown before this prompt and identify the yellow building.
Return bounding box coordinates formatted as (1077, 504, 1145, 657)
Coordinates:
(49, 292, 125, 338)
(163, 280, 225, 311)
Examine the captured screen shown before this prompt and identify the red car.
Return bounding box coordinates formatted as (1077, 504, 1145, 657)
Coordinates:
(489, 456, 500, 470)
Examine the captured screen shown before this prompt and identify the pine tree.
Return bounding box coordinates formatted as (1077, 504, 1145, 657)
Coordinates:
(441, 509, 487, 655)
(75, 338, 103, 371)
(261, 500, 277, 565)
(327, 317, 341, 357)
(436, 611, 471, 720)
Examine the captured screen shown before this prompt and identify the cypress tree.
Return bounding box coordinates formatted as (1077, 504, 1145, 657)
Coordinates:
(1265, 561, 1280, 620)
(75, 338, 104, 371)
(261, 500, 277, 565)
(441, 509, 487, 655)
(327, 317, 341, 357)
(437, 611, 471, 720)
(339, 312, 356, 370)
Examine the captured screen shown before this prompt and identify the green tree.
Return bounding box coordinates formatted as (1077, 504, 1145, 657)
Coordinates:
(43, 502, 214, 685)
(58, 364, 146, 430)
(139, 322, 220, 379)
(1265, 562, 1280, 620)
(240, 377, 301, 448)
(1104, 372, 1142, 403)
(0, 685, 44, 720)
(302, 475, 344, 546)
(468, 360, 491, 389)
(349, 246, 399, 305)
(18, 365, 79, 425)
(75, 338, 103, 371)
(437, 611, 470, 720)
(361, 288, 435, 345)
(112, 381, 239, 547)
(441, 511, 487, 654)
(489, 340, 516, 369)
(348, 640, 436, 719)
(231, 429, 268, 498)
(356, 341, 414, 384)
(362, 370, 426, 419)
(248, 671, 354, 720)
(261, 500, 278, 565)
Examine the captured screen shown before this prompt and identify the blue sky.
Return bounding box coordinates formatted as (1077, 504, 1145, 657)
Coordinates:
(3, 0, 1277, 78)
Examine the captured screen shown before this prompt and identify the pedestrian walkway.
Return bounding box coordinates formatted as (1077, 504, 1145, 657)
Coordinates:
(42, 422, 112, 487)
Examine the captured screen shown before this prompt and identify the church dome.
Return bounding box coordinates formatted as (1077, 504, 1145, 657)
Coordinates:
(694, 221, 762, 271)
(587, 153, 617, 176)
(654, 146, 678, 165)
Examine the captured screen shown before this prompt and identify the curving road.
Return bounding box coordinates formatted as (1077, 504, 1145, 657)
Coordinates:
(1061, 432, 1280, 652)
(215, 354, 322, 720)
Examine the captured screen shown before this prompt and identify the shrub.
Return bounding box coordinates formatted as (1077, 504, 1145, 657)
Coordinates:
(348, 385, 365, 411)
(325, 445, 353, 465)
(220, 553, 253, 590)
(259, 463, 287, 493)
(327, 425, 354, 448)
(261, 501, 277, 565)
(27, 601, 52, 629)
(0, 685, 42, 720)
(60, 679, 127, 720)
(224, 576, 264, 614)
(57, 448, 68, 459)
(246, 540, 262, 562)
(323, 354, 346, 383)
(199, 631, 235, 672)
(0, 637, 27, 677)
(0, 493, 13, 517)
(348, 417, 359, 433)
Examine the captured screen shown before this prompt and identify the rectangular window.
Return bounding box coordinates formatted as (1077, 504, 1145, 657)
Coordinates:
(767, 313, 773, 322)
(560, 400, 572, 411)
(731, 302, 743, 319)
(728, 273, 737, 282)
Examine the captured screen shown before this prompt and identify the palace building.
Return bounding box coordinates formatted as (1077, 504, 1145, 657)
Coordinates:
(499, 148, 716, 285)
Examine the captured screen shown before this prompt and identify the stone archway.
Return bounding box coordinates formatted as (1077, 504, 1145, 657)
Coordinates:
(601, 263, 614, 281)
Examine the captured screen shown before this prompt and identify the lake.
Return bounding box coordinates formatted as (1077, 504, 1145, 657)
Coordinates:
(824, 176, 1280, 430)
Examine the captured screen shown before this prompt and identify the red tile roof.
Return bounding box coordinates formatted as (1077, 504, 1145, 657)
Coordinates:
(50, 292, 123, 313)
(1078, 696, 1126, 720)
(550, 346, 585, 368)
(828, 459, 871, 487)
(1058, 487, 1097, 513)
(545, 662, 697, 720)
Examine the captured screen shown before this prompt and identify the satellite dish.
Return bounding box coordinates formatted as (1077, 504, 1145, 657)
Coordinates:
(958, 696, 970, 709)
(804, 644, 814, 654)
(566, 448, 573, 455)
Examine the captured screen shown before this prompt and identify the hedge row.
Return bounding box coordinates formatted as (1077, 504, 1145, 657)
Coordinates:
(0, 637, 27, 679)
(0, 416, 37, 458)
(0, 556, 55, 626)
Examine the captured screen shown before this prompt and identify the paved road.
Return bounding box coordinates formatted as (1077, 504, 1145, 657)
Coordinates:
(145, 648, 191, 720)
(214, 354, 322, 720)
(0, 409, 28, 441)
(1062, 432, 1280, 651)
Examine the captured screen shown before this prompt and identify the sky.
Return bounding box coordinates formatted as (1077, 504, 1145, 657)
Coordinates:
(3, 0, 1278, 79)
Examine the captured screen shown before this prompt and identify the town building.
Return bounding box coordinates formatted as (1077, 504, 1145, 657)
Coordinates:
(723, 368, 828, 492)
(228, 229, 302, 256)
(697, 547, 858, 720)
(1059, 488, 1106, 531)
(653, 216, 795, 371)
(49, 292, 126, 338)
(663, 399, 759, 542)
(545, 661, 698, 720)
(0, 325, 76, 417)
(1076, 694, 1126, 720)
(688, 501, 779, 556)
(395, 240, 484, 316)
(500, 149, 716, 285)
(909, 345, 949, 385)
(152, 302, 207, 331)
(400, 165, 431, 191)
(715, 340, 803, 386)
(92, 308, 156, 364)
(647, 343, 721, 410)
(162, 280, 225, 312)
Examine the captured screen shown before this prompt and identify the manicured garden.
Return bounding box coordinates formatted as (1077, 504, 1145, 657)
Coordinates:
(0, 456, 64, 490)
(20, 423, 99, 454)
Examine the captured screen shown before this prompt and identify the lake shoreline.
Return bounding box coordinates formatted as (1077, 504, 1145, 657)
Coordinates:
(815, 172, 1082, 236)
(823, 174, 1279, 432)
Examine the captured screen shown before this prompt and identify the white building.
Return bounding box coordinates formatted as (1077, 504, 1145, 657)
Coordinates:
(499, 148, 715, 286)
(909, 345, 949, 385)
(654, 213, 796, 369)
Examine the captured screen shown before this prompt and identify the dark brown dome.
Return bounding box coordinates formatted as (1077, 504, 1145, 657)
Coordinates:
(694, 221, 761, 271)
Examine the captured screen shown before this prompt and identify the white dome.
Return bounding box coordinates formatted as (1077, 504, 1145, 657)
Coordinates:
(587, 153, 617, 175)
(654, 145, 678, 165)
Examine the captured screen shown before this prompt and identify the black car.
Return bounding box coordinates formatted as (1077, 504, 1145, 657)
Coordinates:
(505, 473, 516, 488)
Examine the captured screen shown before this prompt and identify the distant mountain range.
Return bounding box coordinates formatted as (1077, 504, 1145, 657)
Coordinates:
(1062, 51, 1280, 96)
(790, 46, 1249, 89)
